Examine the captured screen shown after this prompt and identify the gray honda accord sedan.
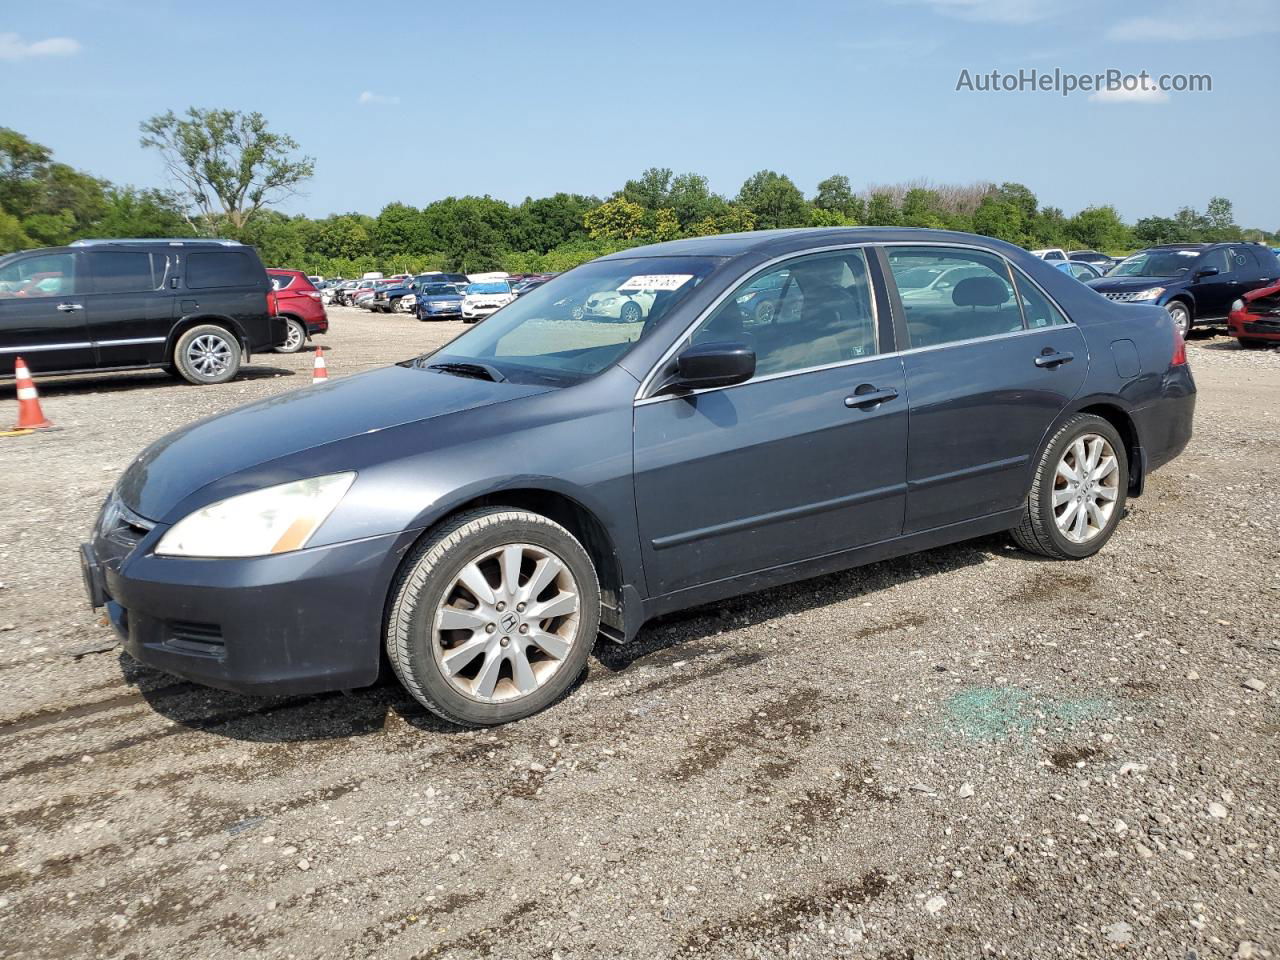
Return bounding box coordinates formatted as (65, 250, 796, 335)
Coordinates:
(82, 228, 1195, 727)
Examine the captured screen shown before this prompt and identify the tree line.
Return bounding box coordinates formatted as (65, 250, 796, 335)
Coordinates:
(2, 111, 1276, 279)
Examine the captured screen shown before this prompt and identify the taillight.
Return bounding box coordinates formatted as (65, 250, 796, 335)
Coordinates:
(303, 290, 322, 300)
(1171, 330, 1187, 366)
(267, 291, 278, 314)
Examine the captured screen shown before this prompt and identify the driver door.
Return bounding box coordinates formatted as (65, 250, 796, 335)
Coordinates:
(632, 249, 908, 598)
(0, 250, 94, 377)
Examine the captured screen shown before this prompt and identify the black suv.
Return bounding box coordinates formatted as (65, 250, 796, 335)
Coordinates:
(0, 238, 282, 385)
(1088, 242, 1280, 337)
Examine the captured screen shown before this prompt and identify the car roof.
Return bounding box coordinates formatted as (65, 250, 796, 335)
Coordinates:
(596, 227, 1034, 262)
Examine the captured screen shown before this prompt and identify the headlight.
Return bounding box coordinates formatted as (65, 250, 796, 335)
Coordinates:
(1131, 286, 1165, 301)
(155, 473, 356, 558)
(1231, 299, 1244, 312)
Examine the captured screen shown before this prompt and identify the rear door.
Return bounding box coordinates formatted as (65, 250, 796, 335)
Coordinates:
(0, 250, 93, 376)
(83, 249, 176, 368)
(885, 245, 1088, 534)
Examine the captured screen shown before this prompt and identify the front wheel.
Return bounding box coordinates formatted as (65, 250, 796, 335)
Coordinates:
(385, 508, 600, 727)
(619, 301, 643, 324)
(1012, 414, 1128, 560)
(1166, 301, 1192, 338)
(173, 324, 242, 385)
(275, 317, 306, 354)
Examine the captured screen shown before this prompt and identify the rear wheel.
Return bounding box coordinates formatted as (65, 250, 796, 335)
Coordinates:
(1012, 414, 1128, 560)
(173, 324, 241, 385)
(275, 317, 306, 354)
(1166, 301, 1192, 338)
(385, 508, 600, 727)
(619, 301, 643, 324)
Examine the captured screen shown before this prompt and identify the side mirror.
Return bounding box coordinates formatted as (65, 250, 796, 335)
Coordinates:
(1194, 266, 1220, 280)
(666, 341, 756, 392)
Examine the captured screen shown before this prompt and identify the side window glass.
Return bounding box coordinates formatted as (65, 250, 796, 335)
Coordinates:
(1199, 249, 1231, 275)
(886, 247, 1022, 348)
(691, 250, 877, 378)
(0, 253, 78, 299)
(186, 252, 260, 289)
(1012, 269, 1069, 328)
(89, 251, 155, 294)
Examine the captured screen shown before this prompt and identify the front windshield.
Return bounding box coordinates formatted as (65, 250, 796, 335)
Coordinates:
(420, 284, 456, 296)
(466, 282, 510, 295)
(422, 255, 722, 385)
(1109, 249, 1199, 278)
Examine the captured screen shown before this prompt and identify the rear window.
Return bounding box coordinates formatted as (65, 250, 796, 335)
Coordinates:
(268, 273, 297, 291)
(186, 251, 262, 289)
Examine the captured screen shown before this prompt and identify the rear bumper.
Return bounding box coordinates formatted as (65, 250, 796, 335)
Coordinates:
(1133, 366, 1196, 477)
(83, 521, 405, 696)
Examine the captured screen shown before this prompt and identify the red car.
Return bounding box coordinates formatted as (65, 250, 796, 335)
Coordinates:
(267, 269, 329, 354)
(1228, 280, 1280, 348)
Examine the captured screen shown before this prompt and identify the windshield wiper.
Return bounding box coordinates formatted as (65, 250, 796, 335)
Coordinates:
(427, 361, 507, 383)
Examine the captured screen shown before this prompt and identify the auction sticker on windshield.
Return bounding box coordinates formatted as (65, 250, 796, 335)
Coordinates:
(617, 274, 693, 292)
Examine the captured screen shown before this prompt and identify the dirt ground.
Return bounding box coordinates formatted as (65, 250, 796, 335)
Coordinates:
(1, 308, 1277, 960)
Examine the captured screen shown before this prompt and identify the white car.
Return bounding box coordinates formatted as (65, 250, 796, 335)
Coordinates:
(579, 288, 656, 323)
(1030, 248, 1068, 262)
(461, 281, 517, 323)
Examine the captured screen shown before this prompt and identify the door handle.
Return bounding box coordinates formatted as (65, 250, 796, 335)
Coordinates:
(57, 302, 84, 312)
(845, 386, 899, 409)
(1034, 350, 1074, 368)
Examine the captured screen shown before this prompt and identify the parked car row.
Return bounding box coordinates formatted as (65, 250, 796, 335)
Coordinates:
(1030, 241, 1280, 340)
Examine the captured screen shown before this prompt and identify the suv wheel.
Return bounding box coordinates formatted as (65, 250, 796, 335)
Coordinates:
(1166, 301, 1192, 338)
(173, 324, 242, 385)
(275, 317, 306, 354)
(385, 508, 600, 727)
(1012, 414, 1128, 560)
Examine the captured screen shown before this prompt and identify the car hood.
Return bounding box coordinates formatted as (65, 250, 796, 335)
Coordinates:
(1087, 275, 1178, 292)
(118, 364, 552, 521)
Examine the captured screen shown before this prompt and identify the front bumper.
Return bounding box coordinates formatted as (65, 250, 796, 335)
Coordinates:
(461, 304, 501, 320)
(1228, 312, 1280, 340)
(82, 507, 404, 696)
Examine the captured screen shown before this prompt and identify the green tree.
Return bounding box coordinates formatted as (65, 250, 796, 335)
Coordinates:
(91, 187, 194, 239)
(901, 188, 947, 228)
(620, 167, 673, 210)
(813, 175, 864, 223)
(1132, 216, 1182, 246)
(736, 170, 807, 230)
(972, 182, 1040, 246)
(140, 108, 315, 233)
(584, 197, 648, 244)
(667, 173, 727, 229)
(1064, 205, 1131, 253)
(510, 193, 596, 253)
(865, 192, 900, 226)
(0, 208, 33, 252)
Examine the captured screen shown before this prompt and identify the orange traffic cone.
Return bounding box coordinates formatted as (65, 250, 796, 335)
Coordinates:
(311, 346, 329, 384)
(12, 357, 53, 429)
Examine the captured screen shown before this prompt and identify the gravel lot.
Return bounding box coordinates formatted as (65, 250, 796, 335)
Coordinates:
(1, 308, 1278, 960)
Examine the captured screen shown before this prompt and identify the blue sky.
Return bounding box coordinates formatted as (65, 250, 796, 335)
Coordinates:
(4, 0, 1278, 228)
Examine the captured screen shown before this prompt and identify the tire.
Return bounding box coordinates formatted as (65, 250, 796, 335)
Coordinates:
(275, 317, 306, 354)
(385, 508, 600, 727)
(571, 306, 585, 320)
(390, 297, 405, 313)
(620, 301, 643, 324)
(1011, 414, 1128, 560)
(173, 324, 242, 385)
(1166, 301, 1192, 338)
(755, 300, 776, 324)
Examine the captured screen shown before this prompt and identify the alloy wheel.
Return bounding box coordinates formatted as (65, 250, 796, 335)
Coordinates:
(432, 543, 580, 703)
(282, 320, 304, 351)
(1053, 433, 1120, 543)
(186, 334, 233, 378)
